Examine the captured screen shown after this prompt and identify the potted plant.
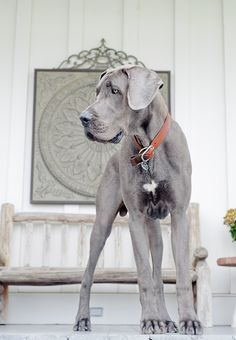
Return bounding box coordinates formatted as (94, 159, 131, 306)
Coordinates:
(224, 209, 236, 242)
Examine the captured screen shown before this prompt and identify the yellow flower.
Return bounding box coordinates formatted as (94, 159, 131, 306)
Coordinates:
(224, 209, 236, 226)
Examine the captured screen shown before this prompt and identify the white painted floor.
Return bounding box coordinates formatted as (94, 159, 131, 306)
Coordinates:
(0, 325, 236, 340)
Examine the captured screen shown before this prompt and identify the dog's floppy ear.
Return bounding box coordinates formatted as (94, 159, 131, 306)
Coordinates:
(124, 67, 163, 110)
(100, 71, 107, 79)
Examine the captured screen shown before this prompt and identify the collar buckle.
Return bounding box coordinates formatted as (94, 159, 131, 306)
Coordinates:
(139, 145, 155, 162)
(130, 113, 171, 167)
(139, 145, 155, 171)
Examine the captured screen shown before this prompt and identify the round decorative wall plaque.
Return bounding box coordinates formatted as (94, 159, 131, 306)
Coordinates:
(31, 39, 170, 203)
(38, 72, 120, 197)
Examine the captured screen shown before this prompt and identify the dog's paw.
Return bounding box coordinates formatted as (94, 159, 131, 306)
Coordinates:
(141, 319, 167, 334)
(73, 318, 91, 332)
(179, 319, 203, 335)
(165, 320, 178, 333)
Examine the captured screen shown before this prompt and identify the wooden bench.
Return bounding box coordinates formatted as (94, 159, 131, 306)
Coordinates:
(0, 202, 212, 326)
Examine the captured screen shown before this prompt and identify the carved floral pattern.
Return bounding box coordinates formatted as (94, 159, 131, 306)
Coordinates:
(31, 40, 170, 203)
(38, 71, 120, 198)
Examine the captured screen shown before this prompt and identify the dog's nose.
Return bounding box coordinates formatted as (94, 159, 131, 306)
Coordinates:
(80, 114, 91, 127)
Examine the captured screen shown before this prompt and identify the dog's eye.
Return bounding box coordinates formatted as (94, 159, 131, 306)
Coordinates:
(111, 88, 120, 95)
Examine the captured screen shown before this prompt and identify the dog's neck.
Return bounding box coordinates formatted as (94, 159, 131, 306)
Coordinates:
(128, 93, 169, 147)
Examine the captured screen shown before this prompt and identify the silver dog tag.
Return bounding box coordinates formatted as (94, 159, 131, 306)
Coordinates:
(141, 161, 148, 171)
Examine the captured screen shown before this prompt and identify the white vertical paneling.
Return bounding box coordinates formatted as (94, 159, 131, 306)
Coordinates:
(30, 0, 69, 67)
(188, 0, 229, 293)
(223, 0, 236, 208)
(122, 0, 140, 54)
(222, 0, 236, 294)
(0, 0, 16, 204)
(83, 0, 123, 50)
(138, 0, 174, 70)
(175, 0, 229, 294)
(22, 0, 69, 212)
(174, 0, 190, 126)
(68, 0, 85, 55)
(5, 0, 32, 209)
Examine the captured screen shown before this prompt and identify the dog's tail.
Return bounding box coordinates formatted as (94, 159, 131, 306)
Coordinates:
(118, 202, 128, 217)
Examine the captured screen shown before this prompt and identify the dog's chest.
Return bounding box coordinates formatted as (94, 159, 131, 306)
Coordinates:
(137, 172, 173, 219)
(141, 177, 168, 202)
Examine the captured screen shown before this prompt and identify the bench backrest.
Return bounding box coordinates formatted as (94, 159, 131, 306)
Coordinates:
(0, 203, 200, 292)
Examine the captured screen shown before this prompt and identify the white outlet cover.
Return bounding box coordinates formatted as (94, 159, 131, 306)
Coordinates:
(90, 307, 103, 317)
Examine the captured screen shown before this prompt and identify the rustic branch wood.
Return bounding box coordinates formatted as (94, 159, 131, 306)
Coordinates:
(0, 267, 197, 285)
(0, 202, 212, 327)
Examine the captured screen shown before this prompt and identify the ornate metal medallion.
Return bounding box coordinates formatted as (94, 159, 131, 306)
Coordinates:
(38, 71, 121, 198)
(31, 39, 170, 203)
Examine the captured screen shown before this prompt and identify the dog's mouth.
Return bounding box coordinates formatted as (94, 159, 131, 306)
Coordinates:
(85, 130, 124, 144)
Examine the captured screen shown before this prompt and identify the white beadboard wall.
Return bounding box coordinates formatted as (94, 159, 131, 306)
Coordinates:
(0, 0, 236, 325)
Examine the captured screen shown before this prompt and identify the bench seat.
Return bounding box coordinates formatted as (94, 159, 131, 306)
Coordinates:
(0, 267, 198, 286)
(0, 202, 212, 327)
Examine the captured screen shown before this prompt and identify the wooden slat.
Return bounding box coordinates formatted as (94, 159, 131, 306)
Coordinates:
(13, 213, 127, 224)
(42, 223, 51, 267)
(0, 283, 8, 324)
(23, 222, 34, 267)
(13, 212, 172, 225)
(0, 267, 197, 285)
(0, 203, 13, 324)
(76, 224, 86, 267)
(0, 204, 14, 266)
(60, 223, 68, 266)
(0, 251, 5, 267)
(114, 224, 121, 268)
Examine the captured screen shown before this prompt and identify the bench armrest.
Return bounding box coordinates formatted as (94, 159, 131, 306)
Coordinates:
(0, 250, 5, 266)
(192, 246, 208, 269)
(192, 246, 212, 327)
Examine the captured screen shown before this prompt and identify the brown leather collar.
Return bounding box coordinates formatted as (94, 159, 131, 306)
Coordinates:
(130, 113, 171, 169)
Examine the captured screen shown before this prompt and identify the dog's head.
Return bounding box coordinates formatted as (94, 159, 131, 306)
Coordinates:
(80, 65, 164, 144)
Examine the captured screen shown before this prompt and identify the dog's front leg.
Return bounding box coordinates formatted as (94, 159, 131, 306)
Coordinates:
(73, 156, 122, 332)
(171, 210, 203, 335)
(146, 218, 178, 333)
(129, 212, 166, 334)
(73, 220, 109, 332)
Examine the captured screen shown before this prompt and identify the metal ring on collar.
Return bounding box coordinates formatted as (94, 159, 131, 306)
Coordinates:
(139, 145, 154, 162)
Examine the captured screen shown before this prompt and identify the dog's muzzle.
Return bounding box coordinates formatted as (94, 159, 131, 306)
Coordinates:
(80, 113, 92, 127)
(80, 111, 123, 144)
(85, 130, 123, 144)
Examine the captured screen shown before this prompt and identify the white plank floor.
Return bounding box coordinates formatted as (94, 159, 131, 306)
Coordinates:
(0, 325, 236, 340)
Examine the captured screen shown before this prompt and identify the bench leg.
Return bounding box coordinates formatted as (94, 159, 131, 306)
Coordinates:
(0, 284, 8, 324)
(195, 261, 213, 327)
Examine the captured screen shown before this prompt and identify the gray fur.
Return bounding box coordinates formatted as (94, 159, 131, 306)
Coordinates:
(73, 65, 203, 335)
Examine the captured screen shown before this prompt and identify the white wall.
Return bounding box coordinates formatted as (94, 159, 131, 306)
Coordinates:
(0, 0, 236, 325)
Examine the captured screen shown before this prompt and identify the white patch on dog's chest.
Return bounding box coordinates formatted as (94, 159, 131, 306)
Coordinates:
(143, 180, 158, 194)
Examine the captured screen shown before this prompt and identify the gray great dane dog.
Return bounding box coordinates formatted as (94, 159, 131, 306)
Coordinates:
(73, 65, 203, 335)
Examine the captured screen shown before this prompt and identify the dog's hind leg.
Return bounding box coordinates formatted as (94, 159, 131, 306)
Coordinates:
(73, 155, 122, 331)
(147, 218, 178, 333)
(171, 210, 203, 335)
